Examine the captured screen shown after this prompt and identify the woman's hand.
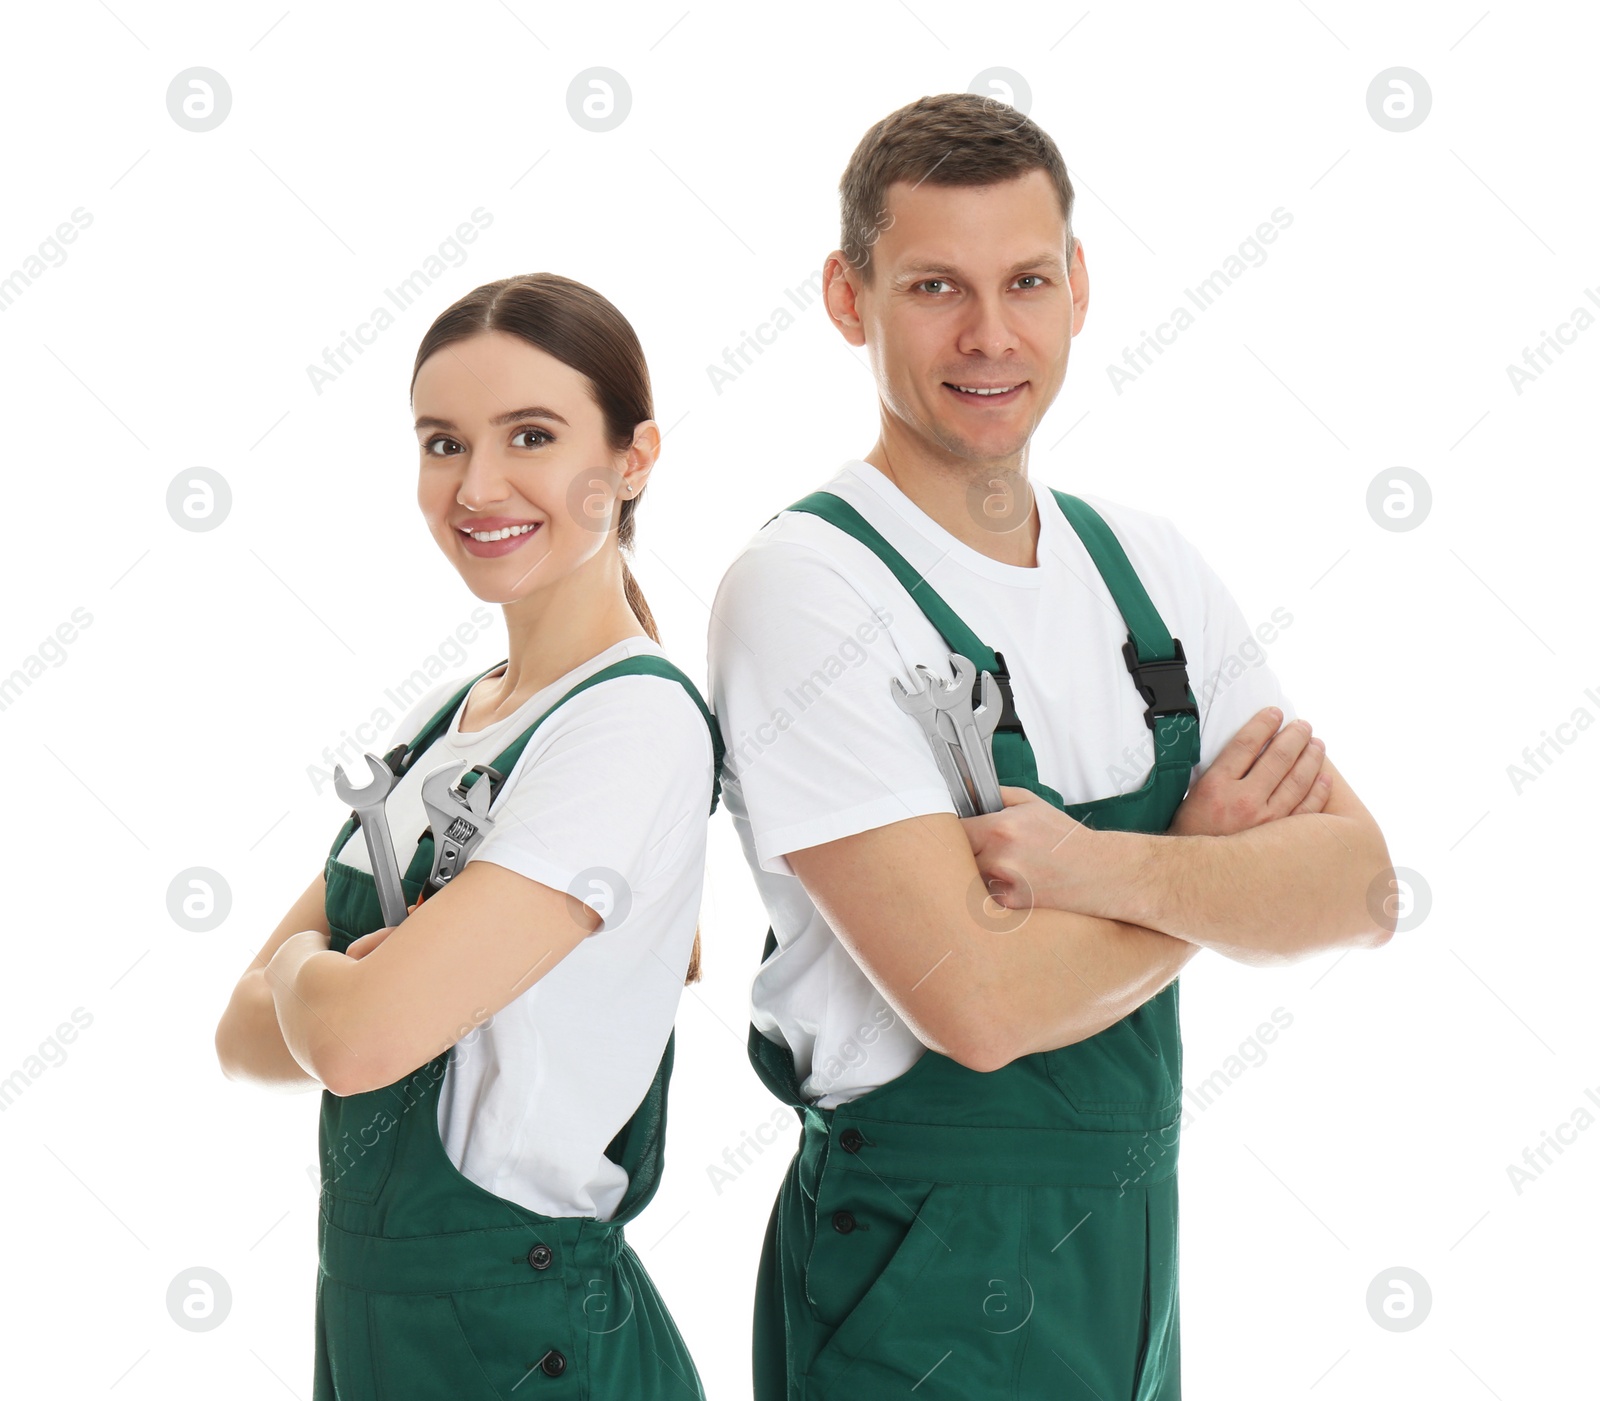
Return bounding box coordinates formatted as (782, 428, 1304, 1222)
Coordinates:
(1168, 707, 1330, 837)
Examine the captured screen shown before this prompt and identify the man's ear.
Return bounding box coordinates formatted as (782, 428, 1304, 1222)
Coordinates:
(823, 252, 868, 348)
(1070, 238, 1090, 336)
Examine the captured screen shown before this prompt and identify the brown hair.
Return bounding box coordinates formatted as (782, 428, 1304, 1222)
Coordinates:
(410, 272, 704, 984)
(838, 92, 1076, 287)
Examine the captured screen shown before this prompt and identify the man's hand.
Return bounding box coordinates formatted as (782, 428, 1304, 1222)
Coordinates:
(961, 787, 1083, 911)
(961, 707, 1331, 911)
(1168, 707, 1329, 837)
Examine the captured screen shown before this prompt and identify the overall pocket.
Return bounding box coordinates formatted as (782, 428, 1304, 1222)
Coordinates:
(366, 1290, 516, 1401)
(1133, 1176, 1181, 1401)
(801, 1171, 969, 1398)
(449, 1283, 574, 1399)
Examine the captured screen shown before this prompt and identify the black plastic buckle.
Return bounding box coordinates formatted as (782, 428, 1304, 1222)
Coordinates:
(459, 761, 506, 804)
(1122, 635, 1199, 731)
(970, 649, 1023, 733)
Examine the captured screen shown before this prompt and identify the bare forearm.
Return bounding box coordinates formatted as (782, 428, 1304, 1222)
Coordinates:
(214, 968, 318, 1092)
(265, 942, 362, 1092)
(1091, 814, 1394, 962)
(973, 908, 1202, 1063)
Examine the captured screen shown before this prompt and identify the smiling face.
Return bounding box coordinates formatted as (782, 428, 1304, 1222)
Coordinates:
(844, 167, 1088, 468)
(411, 330, 653, 604)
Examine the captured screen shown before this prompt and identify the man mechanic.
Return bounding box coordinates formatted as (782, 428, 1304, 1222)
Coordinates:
(707, 90, 1396, 1401)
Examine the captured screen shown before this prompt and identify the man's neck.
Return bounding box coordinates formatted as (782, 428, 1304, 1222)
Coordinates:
(861, 446, 1040, 568)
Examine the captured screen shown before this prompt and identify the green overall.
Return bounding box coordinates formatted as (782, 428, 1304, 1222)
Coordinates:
(312, 654, 725, 1401)
(748, 490, 1202, 1400)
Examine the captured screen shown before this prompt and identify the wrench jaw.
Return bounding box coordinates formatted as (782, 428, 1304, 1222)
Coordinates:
(419, 763, 502, 896)
(333, 750, 399, 809)
(915, 653, 1006, 815)
(893, 671, 978, 818)
(333, 752, 411, 929)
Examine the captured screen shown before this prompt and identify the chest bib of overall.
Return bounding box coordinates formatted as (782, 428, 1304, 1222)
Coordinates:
(312, 654, 724, 1401)
(748, 491, 1201, 1401)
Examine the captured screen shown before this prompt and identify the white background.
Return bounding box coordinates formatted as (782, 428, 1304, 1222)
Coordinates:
(1, 2, 1594, 1397)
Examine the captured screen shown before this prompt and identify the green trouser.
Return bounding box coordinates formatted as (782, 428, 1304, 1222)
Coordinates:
(312, 654, 724, 1401)
(749, 490, 1201, 1400)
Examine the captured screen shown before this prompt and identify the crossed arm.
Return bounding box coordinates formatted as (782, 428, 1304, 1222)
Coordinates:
(963, 710, 1398, 966)
(787, 708, 1395, 1072)
(214, 861, 599, 1097)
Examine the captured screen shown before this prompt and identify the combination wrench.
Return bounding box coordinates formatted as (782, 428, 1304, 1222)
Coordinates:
(333, 752, 411, 929)
(915, 654, 1006, 815)
(892, 667, 979, 818)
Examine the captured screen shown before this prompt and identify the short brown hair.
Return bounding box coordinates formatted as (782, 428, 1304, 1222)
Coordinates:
(838, 92, 1076, 286)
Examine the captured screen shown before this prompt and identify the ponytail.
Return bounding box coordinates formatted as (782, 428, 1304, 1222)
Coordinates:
(619, 509, 701, 986)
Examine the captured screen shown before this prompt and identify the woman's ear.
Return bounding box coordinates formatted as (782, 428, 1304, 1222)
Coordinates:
(621, 419, 662, 496)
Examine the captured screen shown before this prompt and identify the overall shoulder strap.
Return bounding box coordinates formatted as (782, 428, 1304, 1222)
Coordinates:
(468, 653, 727, 816)
(1051, 491, 1201, 761)
(775, 491, 1024, 733)
(775, 492, 990, 662)
(324, 666, 496, 861)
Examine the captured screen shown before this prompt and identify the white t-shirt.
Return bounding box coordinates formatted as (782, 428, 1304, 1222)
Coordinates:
(332, 635, 715, 1218)
(708, 459, 1298, 1108)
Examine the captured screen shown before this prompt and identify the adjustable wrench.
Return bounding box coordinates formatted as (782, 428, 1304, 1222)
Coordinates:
(917, 655, 1006, 815)
(892, 669, 978, 818)
(333, 753, 411, 929)
(419, 761, 503, 896)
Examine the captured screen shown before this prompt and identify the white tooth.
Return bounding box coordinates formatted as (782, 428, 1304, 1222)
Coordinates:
(955, 385, 1016, 395)
(468, 523, 537, 542)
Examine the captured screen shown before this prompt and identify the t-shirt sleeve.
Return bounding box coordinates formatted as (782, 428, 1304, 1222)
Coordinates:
(1180, 530, 1299, 777)
(464, 676, 714, 931)
(708, 541, 958, 877)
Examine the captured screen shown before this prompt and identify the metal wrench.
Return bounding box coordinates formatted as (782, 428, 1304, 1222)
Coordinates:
(333, 753, 411, 929)
(917, 654, 1006, 815)
(419, 761, 503, 896)
(891, 668, 977, 818)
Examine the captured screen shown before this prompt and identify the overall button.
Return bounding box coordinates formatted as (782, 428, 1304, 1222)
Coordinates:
(539, 1349, 567, 1377)
(527, 1243, 554, 1270)
(832, 1210, 856, 1234)
(838, 1128, 864, 1153)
